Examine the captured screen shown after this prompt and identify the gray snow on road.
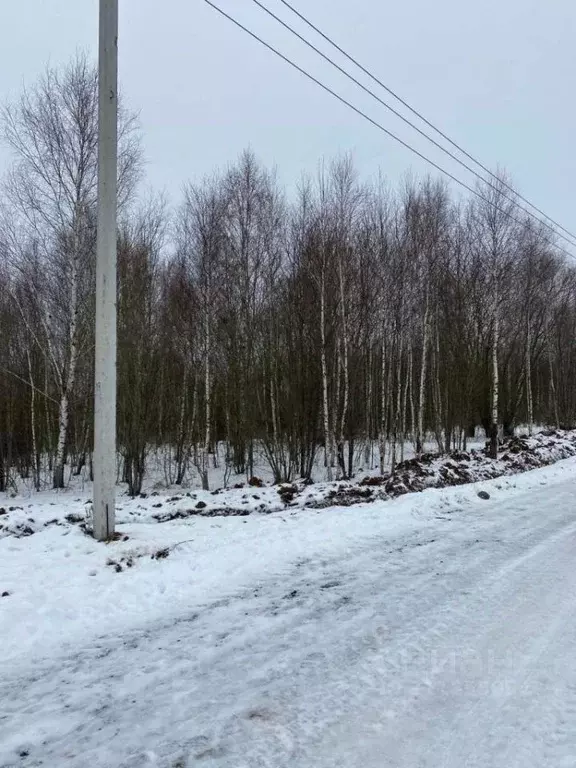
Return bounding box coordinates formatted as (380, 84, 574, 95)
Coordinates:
(2, 458, 576, 767)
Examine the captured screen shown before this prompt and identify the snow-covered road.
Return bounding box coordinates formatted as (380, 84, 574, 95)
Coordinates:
(2, 461, 576, 767)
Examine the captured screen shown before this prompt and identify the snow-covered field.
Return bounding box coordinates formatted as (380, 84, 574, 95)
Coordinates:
(2, 443, 576, 766)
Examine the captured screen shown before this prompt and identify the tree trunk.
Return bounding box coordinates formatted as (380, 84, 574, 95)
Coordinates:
(364, 343, 373, 469)
(54, 396, 69, 489)
(433, 324, 444, 454)
(548, 338, 560, 429)
(337, 257, 350, 479)
(379, 338, 387, 475)
(525, 319, 533, 436)
(400, 345, 410, 463)
(391, 332, 404, 474)
(489, 297, 500, 460)
(44, 364, 53, 473)
(54, 223, 81, 489)
(408, 345, 415, 451)
(320, 272, 334, 481)
(347, 437, 354, 479)
(201, 315, 211, 491)
(27, 350, 40, 491)
(416, 293, 430, 456)
(175, 366, 189, 485)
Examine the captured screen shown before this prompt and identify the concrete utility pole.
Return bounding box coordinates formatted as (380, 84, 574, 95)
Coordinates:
(93, 0, 118, 541)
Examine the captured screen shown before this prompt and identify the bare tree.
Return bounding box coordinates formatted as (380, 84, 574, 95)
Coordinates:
(470, 172, 519, 458)
(2, 53, 141, 486)
(176, 178, 227, 489)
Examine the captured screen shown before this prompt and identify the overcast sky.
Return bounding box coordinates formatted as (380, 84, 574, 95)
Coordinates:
(1, 0, 574, 232)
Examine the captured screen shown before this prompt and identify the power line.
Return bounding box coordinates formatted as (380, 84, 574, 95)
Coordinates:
(275, 0, 576, 247)
(249, 0, 576, 250)
(203, 0, 576, 262)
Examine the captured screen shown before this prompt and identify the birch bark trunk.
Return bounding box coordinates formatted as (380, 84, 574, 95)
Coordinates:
(53, 217, 81, 489)
(416, 292, 431, 457)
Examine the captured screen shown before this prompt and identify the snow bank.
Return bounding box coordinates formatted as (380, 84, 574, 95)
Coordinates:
(1, 430, 575, 540)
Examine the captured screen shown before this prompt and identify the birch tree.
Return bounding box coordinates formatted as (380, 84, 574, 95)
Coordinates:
(177, 178, 227, 489)
(2, 53, 141, 486)
(471, 173, 519, 459)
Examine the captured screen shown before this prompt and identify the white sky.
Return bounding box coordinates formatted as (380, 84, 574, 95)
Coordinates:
(1, 0, 574, 233)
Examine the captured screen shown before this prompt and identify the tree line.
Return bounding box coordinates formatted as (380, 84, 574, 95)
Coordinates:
(1, 55, 575, 494)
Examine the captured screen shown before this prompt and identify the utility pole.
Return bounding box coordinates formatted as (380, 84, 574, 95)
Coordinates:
(93, 0, 118, 541)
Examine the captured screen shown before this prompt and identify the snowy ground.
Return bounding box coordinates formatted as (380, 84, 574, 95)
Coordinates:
(8, 434, 495, 499)
(3, 431, 574, 538)
(2, 454, 576, 766)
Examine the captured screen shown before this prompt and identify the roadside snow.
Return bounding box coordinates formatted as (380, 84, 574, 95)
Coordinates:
(2, 430, 575, 540)
(2, 455, 576, 766)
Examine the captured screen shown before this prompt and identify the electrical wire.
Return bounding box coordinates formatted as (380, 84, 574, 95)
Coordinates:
(275, 0, 576, 246)
(203, 0, 576, 261)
